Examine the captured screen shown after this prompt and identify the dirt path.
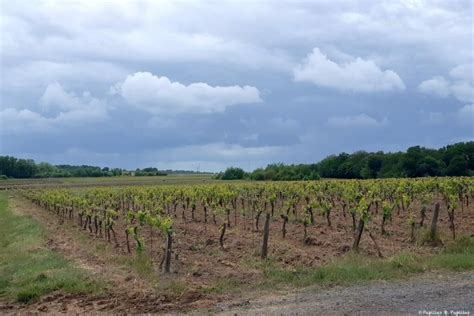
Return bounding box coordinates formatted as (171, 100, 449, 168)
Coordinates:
(216, 271, 474, 315)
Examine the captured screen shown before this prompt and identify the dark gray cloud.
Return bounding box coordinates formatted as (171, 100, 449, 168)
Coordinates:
(0, 1, 472, 171)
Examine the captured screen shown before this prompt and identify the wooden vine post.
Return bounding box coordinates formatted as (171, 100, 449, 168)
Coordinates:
(261, 213, 271, 259)
(163, 229, 173, 274)
(429, 202, 440, 242)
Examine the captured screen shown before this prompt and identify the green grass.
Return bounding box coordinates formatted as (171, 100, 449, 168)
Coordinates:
(0, 193, 104, 303)
(123, 252, 157, 279)
(251, 236, 474, 289)
(200, 277, 246, 294)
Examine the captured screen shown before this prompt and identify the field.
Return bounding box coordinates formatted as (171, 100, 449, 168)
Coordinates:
(0, 174, 218, 190)
(1, 177, 473, 313)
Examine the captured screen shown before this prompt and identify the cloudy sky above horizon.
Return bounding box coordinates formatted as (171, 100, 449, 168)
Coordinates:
(1, 0, 473, 172)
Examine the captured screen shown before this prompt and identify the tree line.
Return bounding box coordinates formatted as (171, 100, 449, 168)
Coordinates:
(0, 157, 125, 179)
(217, 141, 474, 180)
(0, 156, 213, 179)
(2, 141, 472, 180)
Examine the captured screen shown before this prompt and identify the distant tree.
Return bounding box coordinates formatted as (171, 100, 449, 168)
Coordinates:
(417, 156, 445, 176)
(307, 170, 320, 180)
(220, 167, 246, 180)
(250, 169, 265, 180)
(111, 168, 123, 176)
(403, 146, 423, 177)
(143, 167, 158, 173)
(2, 141, 473, 180)
(34, 162, 71, 178)
(318, 155, 338, 178)
(378, 152, 405, 178)
(446, 155, 469, 176)
(0, 156, 36, 178)
(366, 155, 383, 178)
(248, 142, 473, 180)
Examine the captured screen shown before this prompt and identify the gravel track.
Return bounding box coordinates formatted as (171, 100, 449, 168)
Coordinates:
(216, 272, 474, 315)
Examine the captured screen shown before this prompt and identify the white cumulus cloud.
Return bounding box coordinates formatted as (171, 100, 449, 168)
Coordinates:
(418, 64, 473, 103)
(417, 76, 451, 97)
(40, 82, 108, 122)
(293, 48, 405, 92)
(112, 72, 262, 114)
(3, 61, 128, 91)
(41, 82, 84, 111)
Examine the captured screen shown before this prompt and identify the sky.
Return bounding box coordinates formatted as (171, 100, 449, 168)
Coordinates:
(0, 0, 473, 172)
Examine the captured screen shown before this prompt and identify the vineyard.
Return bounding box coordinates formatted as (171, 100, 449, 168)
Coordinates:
(21, 177, 473, 286)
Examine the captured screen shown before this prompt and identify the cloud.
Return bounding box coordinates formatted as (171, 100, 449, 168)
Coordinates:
(1, 83, 108, 135)
(40, 82, 108, 122)
(417, 76, 451, 97)
(418, 64, 473, 103)
(41, 82, 84, 111)
(2, 61, 128, 91)
(0, 108, 51, 134)
(327, 113, 388, 128)
(450, 82, 473, 103)
(1, 1, 472, 169)
(450, 64, 473, 81)
(2, 1, 470, 73)
(293, 48, 405, 92)
(112, 72, 262, 114)
(0, 1, 294, 72)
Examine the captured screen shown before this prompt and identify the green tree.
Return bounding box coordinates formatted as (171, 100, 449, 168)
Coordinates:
(446, 156, 469, 176)
(417, 156, 445, 176)
(221, 167, 246, 180)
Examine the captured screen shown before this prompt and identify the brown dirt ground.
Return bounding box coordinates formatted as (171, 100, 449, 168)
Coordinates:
(1, 193, 473, 314)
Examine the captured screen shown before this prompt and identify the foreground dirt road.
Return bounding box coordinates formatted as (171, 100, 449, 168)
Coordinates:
(215, 271, 474, 315)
